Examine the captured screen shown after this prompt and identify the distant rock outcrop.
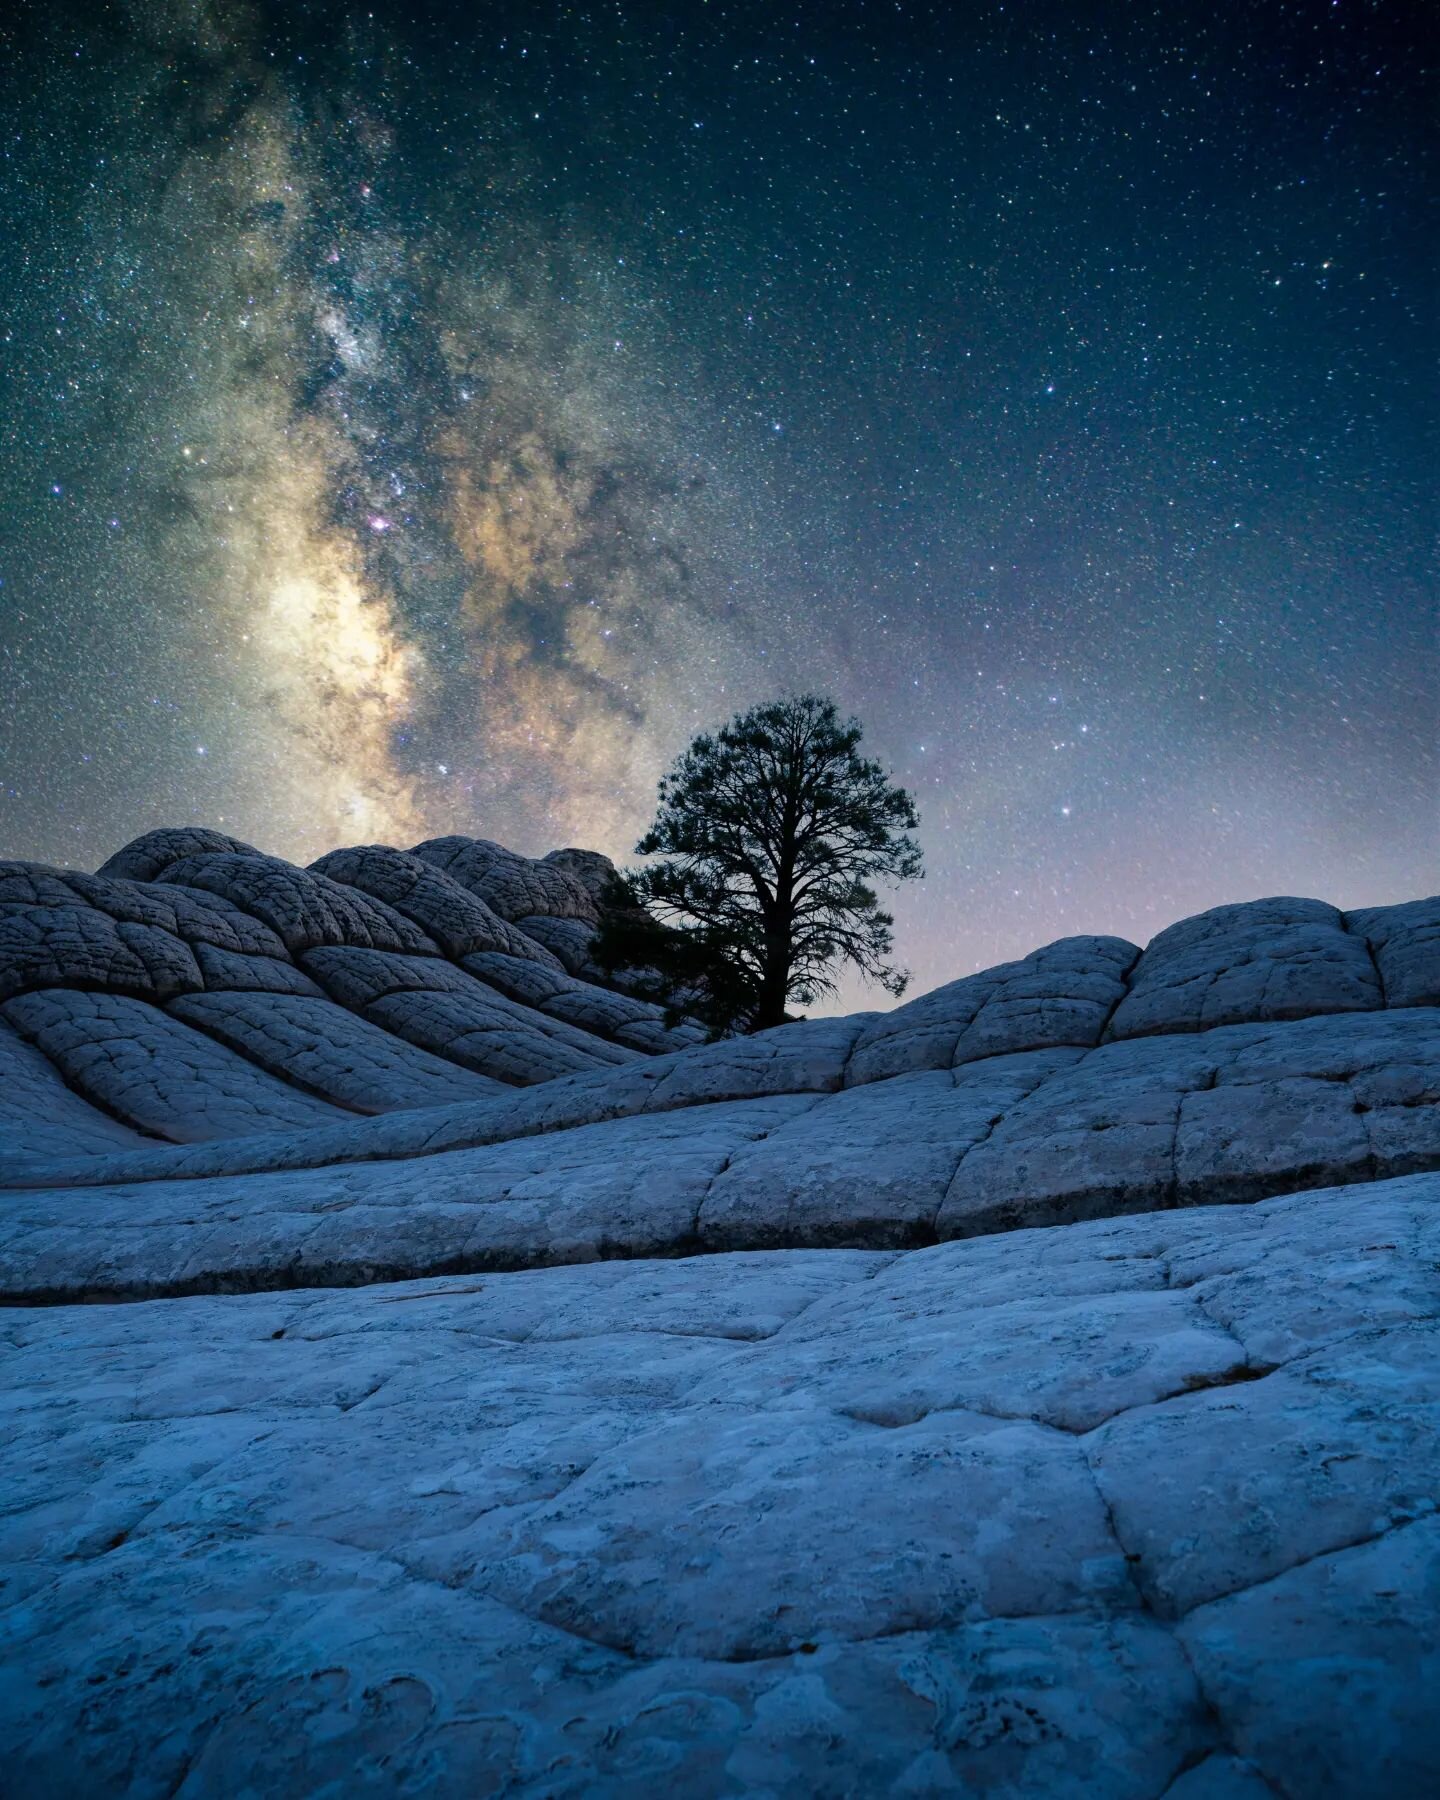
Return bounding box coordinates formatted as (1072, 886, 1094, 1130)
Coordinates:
(1, 828, 1436, 1796)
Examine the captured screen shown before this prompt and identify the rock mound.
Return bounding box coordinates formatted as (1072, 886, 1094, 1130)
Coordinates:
(2, 830, 1437, 1795)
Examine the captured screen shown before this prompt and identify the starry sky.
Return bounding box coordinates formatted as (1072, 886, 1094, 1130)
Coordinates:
(1, 0, 1434, 1008)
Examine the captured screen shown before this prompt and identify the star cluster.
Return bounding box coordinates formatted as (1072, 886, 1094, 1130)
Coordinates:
(1, 0, 1433, 1006)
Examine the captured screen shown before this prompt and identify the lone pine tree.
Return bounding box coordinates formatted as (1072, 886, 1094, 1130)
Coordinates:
(601, 694, 922, 1034)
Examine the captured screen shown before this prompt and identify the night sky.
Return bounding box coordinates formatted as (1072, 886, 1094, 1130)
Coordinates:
(2, 0, 1434, 1008)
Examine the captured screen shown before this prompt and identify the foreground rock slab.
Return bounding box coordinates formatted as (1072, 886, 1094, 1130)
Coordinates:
(4, 1007, 1436, 1302)
(2, 1175, 1437, 1797)
(3, 838, 1438, 1794)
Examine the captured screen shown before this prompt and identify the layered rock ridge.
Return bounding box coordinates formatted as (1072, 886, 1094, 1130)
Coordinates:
(0, 834, 1435, 1300)
(1, 833, 1437, 1794)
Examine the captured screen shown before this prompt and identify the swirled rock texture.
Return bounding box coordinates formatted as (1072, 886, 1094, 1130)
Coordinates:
(1, 830, 1437, 1796)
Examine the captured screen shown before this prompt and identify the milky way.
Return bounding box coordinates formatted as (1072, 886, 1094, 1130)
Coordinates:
(2, 0, 1434, 1008)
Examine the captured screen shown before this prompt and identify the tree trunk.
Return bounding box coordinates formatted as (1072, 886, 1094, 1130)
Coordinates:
(753, 801, 798, 1031)
(752, 919, 791, 1031)
(753, 973, 789, 1031)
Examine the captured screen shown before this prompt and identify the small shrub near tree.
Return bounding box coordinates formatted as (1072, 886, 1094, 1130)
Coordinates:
(594, 693, 922, 1035)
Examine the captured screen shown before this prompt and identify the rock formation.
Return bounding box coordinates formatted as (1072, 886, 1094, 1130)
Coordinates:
(1, 829, 1436, 1795)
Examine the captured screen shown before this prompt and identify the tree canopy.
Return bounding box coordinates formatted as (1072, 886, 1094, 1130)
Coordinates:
(595, 694, 922, 1034)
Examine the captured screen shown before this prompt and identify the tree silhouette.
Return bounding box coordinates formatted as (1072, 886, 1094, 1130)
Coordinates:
(598, 694, 922, 1034)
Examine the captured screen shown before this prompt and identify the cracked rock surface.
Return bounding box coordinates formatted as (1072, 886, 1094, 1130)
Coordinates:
(1, 832, 1437, 1794)
(2, 1179, 1437, 1796)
